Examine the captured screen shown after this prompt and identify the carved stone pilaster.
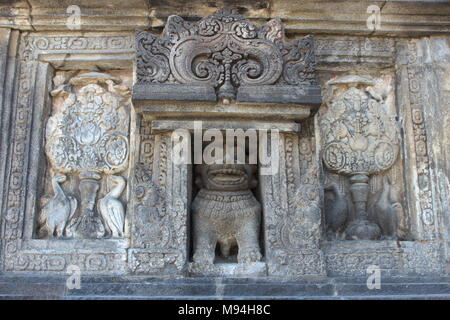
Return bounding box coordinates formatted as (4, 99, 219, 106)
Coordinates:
(396, 37, 449, 272)
(0, 29, 19, 270)
(261, 132, 326, 278)
(396, 39, 444, 241)
(128, 128, 190, 275)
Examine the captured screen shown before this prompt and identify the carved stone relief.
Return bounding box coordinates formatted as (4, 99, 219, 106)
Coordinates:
(128, 130, 189, 274)
(132, 163, 169, 249)
(192, 161, 262, 265)
(135, 8, 317, 101)
(38, 174, 77, 238)
(404, 62, 439, 239)
(1, 7, 447, 285)
(320, 75, 401, 240)
(261, 130, 326, 277)
(39, 71, 131, 239)
(1, 32, 134, 274)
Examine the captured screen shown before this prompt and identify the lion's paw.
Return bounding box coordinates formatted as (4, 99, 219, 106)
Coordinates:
(193, 249, 215, 265)
(238, 247, 262, 263)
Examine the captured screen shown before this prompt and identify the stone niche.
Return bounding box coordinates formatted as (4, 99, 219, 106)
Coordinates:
(1, 8, 447, 279)
(131, 8, 325, 277)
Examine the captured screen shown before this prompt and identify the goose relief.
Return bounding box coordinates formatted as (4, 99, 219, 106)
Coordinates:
(38, 174, 77, 238)
(324, 184, 348, 239)
(370, 176, 400, 239)
(99, 175, 126, 238)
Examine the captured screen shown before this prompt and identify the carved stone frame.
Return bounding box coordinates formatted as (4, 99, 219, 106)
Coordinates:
(0, 32, 135, 274)
(318, 38, 447, 277)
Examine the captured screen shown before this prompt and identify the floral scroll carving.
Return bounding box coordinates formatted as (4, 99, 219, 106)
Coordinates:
(320, 75, 400, 240)
(45, 81, 129, 174)
(39, 71, 130, 239)
(136, 8, 317, 100)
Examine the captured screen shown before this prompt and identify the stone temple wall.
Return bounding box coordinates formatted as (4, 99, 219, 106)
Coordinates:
(0, 1, 448, 287)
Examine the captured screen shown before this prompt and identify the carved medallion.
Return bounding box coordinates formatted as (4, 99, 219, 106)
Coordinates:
(46, 82, 129, 174)
(320, 77, 399, 175)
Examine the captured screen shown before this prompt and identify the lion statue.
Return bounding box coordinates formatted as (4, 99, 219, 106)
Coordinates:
(192, 162, 262, 264)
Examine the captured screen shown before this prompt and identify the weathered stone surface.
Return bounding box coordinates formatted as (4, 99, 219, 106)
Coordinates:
(1, 274, 449, 299)
(0, 3, 449, 300)
(133, 9, 322, 117)
(0, 28, 19, 272)
(3, 0, 449, 36)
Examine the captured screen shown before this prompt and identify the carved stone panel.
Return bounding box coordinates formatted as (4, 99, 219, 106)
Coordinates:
(1, 31, 135, 274)
(128, 128, 190, 275)
(260, 130, 326, 278)
(39, 71, 131, 239)
(319, 75, 402, 240)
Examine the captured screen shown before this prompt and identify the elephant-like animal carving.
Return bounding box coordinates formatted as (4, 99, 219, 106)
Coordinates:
(192, 163, 262, 264)
(38, 174, 77, 238)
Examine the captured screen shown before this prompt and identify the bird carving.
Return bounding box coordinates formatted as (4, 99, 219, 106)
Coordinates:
(99, 175, 126, 238)
(365, 86, 386, 102)
(38, 174, 77, 238)
(105, 79, 131, 98)
(370, 176, 399, 239)
(324, 184, 348, 238)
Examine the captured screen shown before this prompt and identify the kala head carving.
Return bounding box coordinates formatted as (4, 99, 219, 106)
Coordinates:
(135, 8, 318, 102)
(320, 75, 400, 240)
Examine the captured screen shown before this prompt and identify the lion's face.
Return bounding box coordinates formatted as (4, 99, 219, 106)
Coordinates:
(195, 163, 257, 191)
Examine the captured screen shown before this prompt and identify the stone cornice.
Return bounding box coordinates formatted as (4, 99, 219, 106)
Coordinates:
(0, 0, 449, 36)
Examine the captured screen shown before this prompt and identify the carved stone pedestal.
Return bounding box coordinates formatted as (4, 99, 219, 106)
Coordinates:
(189, 262, 268, 277)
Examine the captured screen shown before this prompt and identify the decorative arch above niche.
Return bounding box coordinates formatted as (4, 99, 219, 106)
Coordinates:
(132, 8, 322, 121)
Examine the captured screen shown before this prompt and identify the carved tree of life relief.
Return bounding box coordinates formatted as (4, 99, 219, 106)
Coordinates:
(320, 75, 400, 240)
(39, 71, 131, 239)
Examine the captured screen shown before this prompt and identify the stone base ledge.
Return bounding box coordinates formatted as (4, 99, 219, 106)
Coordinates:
(323, 240, 446, 277)
(188, 262, 268, 277)
(0, 274, 449, 299)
